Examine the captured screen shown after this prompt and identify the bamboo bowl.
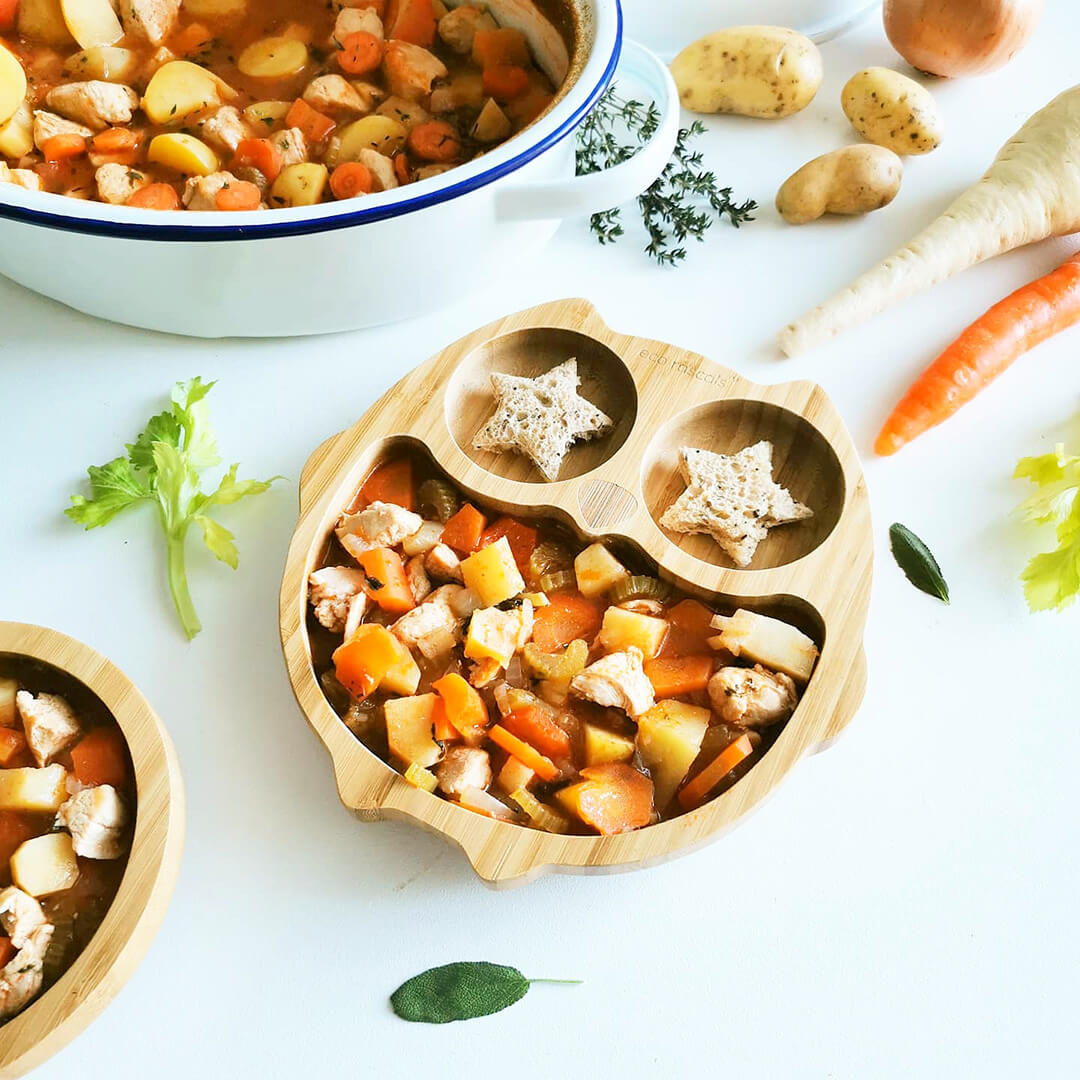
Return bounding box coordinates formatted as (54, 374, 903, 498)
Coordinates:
(0, 624, 184, 1077)
(280, 299, 872, 887)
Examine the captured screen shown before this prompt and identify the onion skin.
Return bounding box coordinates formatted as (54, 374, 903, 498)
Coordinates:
(883, 0, 1043, 77)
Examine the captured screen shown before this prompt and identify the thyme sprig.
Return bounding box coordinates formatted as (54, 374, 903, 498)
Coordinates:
(576, 88, 757, 266)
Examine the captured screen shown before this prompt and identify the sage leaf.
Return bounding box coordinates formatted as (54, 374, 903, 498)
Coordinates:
(390, 962, 580, 1024)
(889, 523, 950, 603)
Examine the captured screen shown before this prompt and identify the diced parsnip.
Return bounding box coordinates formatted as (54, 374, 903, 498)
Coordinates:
(496, 755, 535, 795)
(0, 45, 28, 128)
(0, 765, 69, 812)
(0, 102, 34, 158)
(574, 543, 629, 598)
(243, 100, 291, 129)
(385, 694, 443, 769)
(461, 536, 525, 607)
(142, 60, 235, 125)
(63, 45, 140, 82)
(148, 132, 219, 176)
(183, 0, 247, 16)
(471, 97, 511, 143)
(269, 162, 328, 207)
(459, 786, 516, 821)
(377, 640, 421, 696)
(582, 722, 635, 767)
(509, 787, 569, 833)
(596, 606, 668, 659)
(18, 0, 74, 46)
(401, 521, 443, 557)
(709, 609, 819, 683)
(60, 0, 122, 50)
(404, 762, 438, 793)
(330, 115, 406, 165)
(237, 36, 308, 79)
(636, 700, 709, 810)
(0, 679, 16, 728)
(10, 833, 80, 898)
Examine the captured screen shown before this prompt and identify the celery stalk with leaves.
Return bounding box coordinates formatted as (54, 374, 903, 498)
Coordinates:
(66, 378, 279, 639)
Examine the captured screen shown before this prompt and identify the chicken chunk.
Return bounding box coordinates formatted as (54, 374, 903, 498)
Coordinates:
(56, 785, 129, 860)
(382, 40, 447, 103)
(45, 81, 139, 130)
(708, 665, 797, 729)
(119, 0, 181, 45)
(336, 501, 422, 558)
(182, 171, 240, 211)
(15, 691, 80, 767)
(436, 746, 492, 798)
(424, 542, 463, 582)
(308, 566, 369, 633)
(438, 5, 497, 54)
(571, 647, 655, 719)
(332, 6, 384, 46)
(431, 584, 480, 618)
(0, 165, 42, 191)
(303, 75, 372, 116)
(95, 163, 149, 205)
(0, 923, 53, 1020)
(0, 887, 47, 949)
(405, 554, 432, 604)
(391, 593, 462, 660)
(32, 110, 92, 152)
(355, 147, 398, 192)
(196, 105, 250, 154)
(269, 126, 308, 168)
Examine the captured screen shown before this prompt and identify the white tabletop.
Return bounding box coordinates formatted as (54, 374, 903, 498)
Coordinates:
(3, 6, 1078, 1078)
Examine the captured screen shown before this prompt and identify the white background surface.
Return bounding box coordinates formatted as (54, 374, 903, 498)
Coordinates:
(2, 5, 1079, 1078)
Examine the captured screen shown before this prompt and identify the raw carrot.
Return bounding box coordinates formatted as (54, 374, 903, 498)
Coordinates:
(531, 592, 602, 652)
(677, 734, 754, 811)
(473, 27, 530, 68)
(285, 98, 336, 143)
(502, 706, 571, 760)
(432, 673, 488, 740)
(385, 0, 436, 47)
(126, 183, 181, 210)
(555, 763, 653, 834)
(357, 547, 415, 614)
(71, 727, 129, 788)
(482, 64, 530, 101)
(338, 30, 384, 75)
(0, 938, 13, 967)
(42, 133, 87, 161)
(488, 725, 559, 781)
(232, 137, 283, 183)
(360, 458, 414, 510)
(643, 654, 714, 698)
(406, 120, 461, 162)
(330, 161, 373, 200)
(479, 517, 538, 570)
(876, 251, 1080, 455)
(440, 503, 486, 554)
(333, 625, 403, 700)
(0, 728, 25, 767)
(215, 180, 262, 211)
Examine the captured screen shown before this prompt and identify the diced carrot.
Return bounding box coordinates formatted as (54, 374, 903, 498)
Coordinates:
(92, 127, 142, 158)
(285, 98, 336, 143)
(338, 30, 384, 75)
(432, 673, 488, 741)
(0, 728, 26, 768)
(472, 27, 530, 69)
(502, 706, 571, 760)
(330, 161, 373, 200)
(677, 734, 754, 811)
(172, 21, 214, 57)
(479, 517, 538, 571)
(126, 183, 181, 211)
(0, 812, 38, 871)
(232, 137, 283, 183)
(496, 755, 535, 794)
(360, 458, 414, 510)
(71, 726, 130, 788)
(440, 503, 486, 555)
(0, 0, 17, 31)
(42, 133, 87, 161)
(356, 547, 415, 614)
(393, 151, 411, 186)
(659, 599, 715, 657)
(482, 64, 530, 101)
(531, 592, 602, 652)
(333, 624, 404, 700)
(385, 0, 436, 47)
(432, 698, 459, 744)
(215, 180, 262, 211)
(643, 655, 714, 698)
(406, 120, 461, 163)
(0, 938, 14, 967)
(488, 725, 558, 782)
(556, 763, 653, 834)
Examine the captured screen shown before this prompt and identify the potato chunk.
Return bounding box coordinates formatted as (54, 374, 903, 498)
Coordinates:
(385, 693, 443, 769)
(461, 536, 525, 607)
(709, 609, 819, 683)
(60, 0, 123, 50)
(10, 833, 80, 898)
(582, 723, 635, 767)
(0, 44, 28, 128)
(0, 765, 69, 813)
(636, 700, 709, 810)
(148, 132, 219, 175)
(596, 606, 668, 659)
(574, 543, 629, 598)
(142, 60, 235, 125)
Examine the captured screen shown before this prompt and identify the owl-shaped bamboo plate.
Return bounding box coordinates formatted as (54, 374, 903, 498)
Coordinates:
(279, 299, 872, 887)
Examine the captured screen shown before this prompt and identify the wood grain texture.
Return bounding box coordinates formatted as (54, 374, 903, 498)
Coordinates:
(280, 299, 873, 887)
(0, 624, 184, 1078)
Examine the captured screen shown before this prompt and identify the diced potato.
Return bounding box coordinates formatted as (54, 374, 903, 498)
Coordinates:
(385, 694, 443, 768)
(574, 543, 629, 598)
(331, 114, 406, 164)
(0, 764, 69, 812)
(0, 678, 16, 728)
(583, 722, 635, 767)
(0, 45, 28, 128)
(237, 36, 308, 79)
(60, 0, 123, 50)
(183, 0, 247, 16)
(0, 102, 34, 158)
(380, 641, 421, 696)
(596, 606, 668, 659)
(148, 132, 219, 175)
(10, 833, 80, 898)
(404, 762, 438, 793)
(464, 603, 530, 668)
(461, 536, 525, 607)
(63, 45, 140, 82)
(710, 609, 819, 683)
(18, 0, 74, 46)
(142, 60, 236, 125)
(636, 700, 709, 809)
(243, 99, 291, 129)
(496, 755, 535, 795)
(269, 162, 328, 207)
(471, 97, 511, 143)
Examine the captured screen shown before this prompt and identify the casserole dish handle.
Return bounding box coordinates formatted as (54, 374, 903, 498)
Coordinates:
(494, 38, 681, 221)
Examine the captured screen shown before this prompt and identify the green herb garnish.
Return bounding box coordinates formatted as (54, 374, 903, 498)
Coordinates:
(390, 962, 581, 1024)
(66, 377, 280, 639)
(575, 87, 756, 265)
(889, 523, 950, 603)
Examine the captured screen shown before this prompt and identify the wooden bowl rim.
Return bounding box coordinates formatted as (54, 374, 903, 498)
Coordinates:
(0, 622, 185, 1078)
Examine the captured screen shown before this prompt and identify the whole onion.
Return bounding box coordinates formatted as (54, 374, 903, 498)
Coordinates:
(883, 0, 1043, 77)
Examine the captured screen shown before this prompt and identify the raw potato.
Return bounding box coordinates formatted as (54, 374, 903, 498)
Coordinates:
(148, 132, 219, 175)
(18, 0, 74, 46)
(776, 145, 903, 225)
(842, 67, 942, 156)
(269, 162, 328, 207)
(63, 45, 140, 82)
(143, 60, 235, 124)
(10, 833, 80, 897)
(0, 44, 27, 127)
(670, 25, 822, 119)
(237, 36, 308, 79)
(61, 0, 123, 50)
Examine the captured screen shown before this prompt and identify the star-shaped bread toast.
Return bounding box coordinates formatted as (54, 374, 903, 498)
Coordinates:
(472, 359, 614, 482)
(659, 442, 813, 567)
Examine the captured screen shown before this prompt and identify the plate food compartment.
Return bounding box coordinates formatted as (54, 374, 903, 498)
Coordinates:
(281, 299, 872, 885)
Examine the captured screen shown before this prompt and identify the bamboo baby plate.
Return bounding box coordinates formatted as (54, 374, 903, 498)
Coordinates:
(0, 623, 184, 1077)
(280, 299, 872, 887)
